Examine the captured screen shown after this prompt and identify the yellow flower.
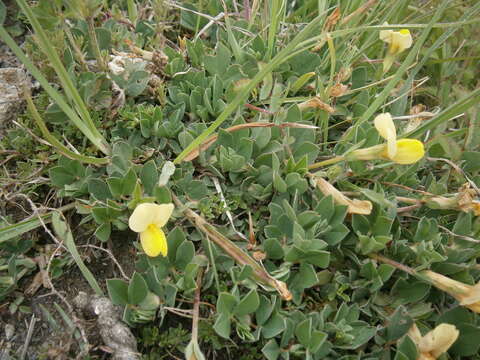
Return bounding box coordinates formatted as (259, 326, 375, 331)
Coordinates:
(128, 203, 174, 257)
(424, 270, 480, 313)
(348, 141, 423, 164)
(374, 113, 397, 159)
(380, 138, 424, 164)
(407, 323, 459, 360)
(380, 27, 413, 55)
(348, 113, 424, 164)
(315, 177, 372, 215)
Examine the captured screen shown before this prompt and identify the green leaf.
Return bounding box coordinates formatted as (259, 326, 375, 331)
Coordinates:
(385, 306, 413, 342)
(175, 240, 195, 271)
(0, 211, 57, 243)
(309, 331, 328, 353)
(213, 313, 232, 339)
(0, 1, 6, 25)
(107, 177, 124, 198)
(49, 166, 79, 187)
(256, 296, 274, 326)
(273, 171, 287, 193)
(217, 292, 237, 314)
(295, 318, 312, 347)
(122, 168, 138, 195)
(94, 223, 111, 242)
(88, 179, 112, 201)
(107, 279, 129, 306)
(264, 238, 285, 260)
(167, 227, 186, 263)
(262, 339, 281, 360)
(262, 313, 286, 339)
(452, 212, 472, 236)
(392, 279, 430, 303)
(128, 272, 149, 305)
(449, 323, 480, 356)
(395, 335, 418, 360)
(234, 290, 260, 316)
(204, 42, 231, 76)
(461, 151, 480, 171)
(140, 160, 158, 195)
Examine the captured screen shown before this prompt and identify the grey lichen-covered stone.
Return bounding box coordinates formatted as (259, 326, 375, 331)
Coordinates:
(4, 324, 15, 340)
(74, 292, 140, 360)
(0, 68, 30, 127)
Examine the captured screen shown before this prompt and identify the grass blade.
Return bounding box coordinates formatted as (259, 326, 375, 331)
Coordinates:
(0, 203, 76, 243)
(51, 212, 103, 296)
(405, 87, 480, 139)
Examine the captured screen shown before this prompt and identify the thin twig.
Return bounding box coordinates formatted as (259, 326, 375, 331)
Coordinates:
(19, 314, 36, 360)
(369, 253, 416, 276)
(192, 269, 204, 343)
(212, 177, 247, 241)
(340, 0, 378, 25)
(437, 224, 480, 244)
(397, 204, 423, 213)
(427, 157, 480, 196)
(78, 244, 130, 280)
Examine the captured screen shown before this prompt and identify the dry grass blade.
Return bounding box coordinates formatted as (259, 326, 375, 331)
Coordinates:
(172, 194, 292, 300)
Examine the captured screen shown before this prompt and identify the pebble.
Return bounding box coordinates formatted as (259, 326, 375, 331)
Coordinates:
(0, 67, 30, 127)
(4, 324, 14, 340)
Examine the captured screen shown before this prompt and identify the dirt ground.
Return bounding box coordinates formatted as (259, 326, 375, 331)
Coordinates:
(1, 226, 138, 359)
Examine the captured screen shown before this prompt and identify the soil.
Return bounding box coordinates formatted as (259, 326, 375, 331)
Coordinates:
(1, 230, 138, 359)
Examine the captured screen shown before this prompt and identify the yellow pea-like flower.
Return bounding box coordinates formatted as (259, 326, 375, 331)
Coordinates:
(348, 139, 424, 165)
(408, 323, 459, 360)
(374, 113, 397, 159)
(424, 270, 480, 313)
(380, 138, 425, 164)
(129, 203, 174, 257)
(380, 27, 413, 55)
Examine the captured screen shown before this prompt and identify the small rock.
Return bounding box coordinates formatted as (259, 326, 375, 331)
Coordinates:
(0, 68, 30, 128)
(4, 324, 14, 340)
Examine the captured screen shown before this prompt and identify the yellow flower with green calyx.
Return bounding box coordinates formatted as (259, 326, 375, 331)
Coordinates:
(380, 138, 424, 164)
(347, 113, 425, 165)
(128, 203, 174, 257)
(380, 26, 413, 55)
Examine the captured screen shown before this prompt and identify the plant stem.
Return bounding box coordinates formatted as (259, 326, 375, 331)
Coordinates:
(25, 90, 109, 165)
(172, 194, 292, 300)
(87, 16, 107, 72)
(308, 155, 345, 170)
(369, 253, 416, 276)
(192, 269, 203, 344)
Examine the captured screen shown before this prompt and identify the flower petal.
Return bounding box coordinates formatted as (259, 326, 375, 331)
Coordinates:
(389, 29, 413, 54)
(428, 324, 459, 358)
(129, 203, 161, 232)
(374, 113, 397, 158)
(140, 224, 168, 257)
(152, 203, 174, 228)
(315, 177, 372, 215)
(379, 23, 392, 43)
(129, 203, 174, 232)
(388, 139, 424, 164)
(379, 29, 393, 43)
(459, 282, 480, 305)
(374, 113, 396, 140)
